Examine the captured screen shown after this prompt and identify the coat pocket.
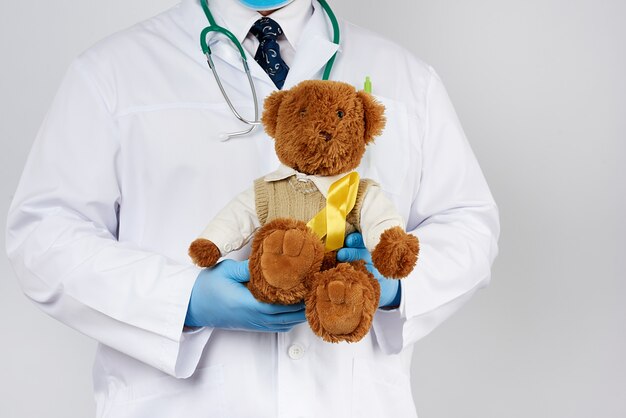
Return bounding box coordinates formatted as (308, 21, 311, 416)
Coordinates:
(104, 364, 226, 418)
(351, 357, 417, 418)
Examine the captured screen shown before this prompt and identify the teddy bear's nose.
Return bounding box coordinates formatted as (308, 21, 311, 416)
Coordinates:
(320, 131, 333, 142)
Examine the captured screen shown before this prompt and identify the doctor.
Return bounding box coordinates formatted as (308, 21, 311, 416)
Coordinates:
(6, 0, 499, 417)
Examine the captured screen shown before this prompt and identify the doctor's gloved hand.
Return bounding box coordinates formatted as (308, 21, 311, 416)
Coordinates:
(184, 259, 306, 332)
(337, 233, 402, 309)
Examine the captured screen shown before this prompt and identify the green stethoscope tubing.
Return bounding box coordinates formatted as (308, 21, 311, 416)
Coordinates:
(199, 0, 340, 139)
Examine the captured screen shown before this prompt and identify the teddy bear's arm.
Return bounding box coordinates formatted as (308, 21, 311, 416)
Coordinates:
(359, 184, 406, 251)
(196, 186, 261, 257)
(359, 185, 419, 278)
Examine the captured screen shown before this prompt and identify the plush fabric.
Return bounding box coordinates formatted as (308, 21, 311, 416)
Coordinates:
(306, 261, 380, 343)
(189, 80, 419, 343)
(248, 218, 324, 304)
(372, 226, 420, 278)
(261, 80, 386, 176)
(188, 238, 221, 268)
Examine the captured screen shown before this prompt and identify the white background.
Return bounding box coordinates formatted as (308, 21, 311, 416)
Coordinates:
(1, 0, 625, 417)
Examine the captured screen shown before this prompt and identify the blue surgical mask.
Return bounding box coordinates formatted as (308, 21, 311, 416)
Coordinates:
(237, 0, 296, 11)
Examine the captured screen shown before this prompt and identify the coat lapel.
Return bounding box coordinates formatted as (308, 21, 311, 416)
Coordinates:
(282, 2, 340, 89)
(209, 38, 275, 89)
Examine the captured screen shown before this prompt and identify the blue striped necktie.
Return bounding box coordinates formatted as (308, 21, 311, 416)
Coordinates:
(250, 17, 290, 89)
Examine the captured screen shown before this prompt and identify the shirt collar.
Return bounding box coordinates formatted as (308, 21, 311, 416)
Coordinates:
(264, 164, 351, 198)
(178, 0, 313, 50)
(268, 0, 314, 50)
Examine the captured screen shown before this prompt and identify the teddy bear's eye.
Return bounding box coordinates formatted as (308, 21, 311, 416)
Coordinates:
(337, 110, 345, 119)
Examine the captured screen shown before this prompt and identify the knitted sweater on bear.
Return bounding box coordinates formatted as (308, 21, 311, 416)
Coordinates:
(254, 175, 374, 240)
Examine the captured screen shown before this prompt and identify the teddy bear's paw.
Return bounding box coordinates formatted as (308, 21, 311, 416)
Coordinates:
(248, 219, 324, 304)
(371, 227, 420, 279)
(188, 238, 221, 267)
(306, 262, 380, 343)
(259, 228, 322, 289)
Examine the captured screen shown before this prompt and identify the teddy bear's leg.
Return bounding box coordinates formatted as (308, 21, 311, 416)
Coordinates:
(320, 250, 338, 271)
(248, 218, 325, 305)
(372, 226, 420, 279)
(305, 260, 380, 343)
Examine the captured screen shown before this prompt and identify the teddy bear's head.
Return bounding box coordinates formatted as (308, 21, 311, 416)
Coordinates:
(261, 80, 386, 176)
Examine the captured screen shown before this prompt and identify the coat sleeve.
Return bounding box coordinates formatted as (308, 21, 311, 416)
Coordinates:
(371, 67, 500, 354)
(5, 59, 211, 378)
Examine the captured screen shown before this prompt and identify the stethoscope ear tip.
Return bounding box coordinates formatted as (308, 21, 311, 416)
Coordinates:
(218, 132, 231, 141)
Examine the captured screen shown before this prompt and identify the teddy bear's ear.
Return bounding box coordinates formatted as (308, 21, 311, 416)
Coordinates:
(261, 90, 288, 138)
(357, 91, 386, 144)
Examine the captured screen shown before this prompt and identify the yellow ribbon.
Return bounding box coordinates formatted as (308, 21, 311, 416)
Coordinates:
(307, 172, 360, 251)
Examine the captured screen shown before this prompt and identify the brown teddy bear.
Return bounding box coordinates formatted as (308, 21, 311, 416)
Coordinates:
(189, 80, 419, 343)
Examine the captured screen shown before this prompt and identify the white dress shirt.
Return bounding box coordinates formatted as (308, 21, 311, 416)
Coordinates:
(210, 0, 313, 66)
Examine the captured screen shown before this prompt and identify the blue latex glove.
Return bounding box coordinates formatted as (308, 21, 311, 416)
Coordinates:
(336, 233, 402, 309)
(185, 259, 306, 332)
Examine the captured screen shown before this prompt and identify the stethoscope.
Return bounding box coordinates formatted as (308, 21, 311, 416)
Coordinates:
(199, 0, 340, 139)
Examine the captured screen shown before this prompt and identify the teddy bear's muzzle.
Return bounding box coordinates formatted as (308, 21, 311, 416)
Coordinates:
(319, 131, 333, 142)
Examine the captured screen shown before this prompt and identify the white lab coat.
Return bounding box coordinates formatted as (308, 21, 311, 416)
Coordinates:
(5, 0, 500, 417)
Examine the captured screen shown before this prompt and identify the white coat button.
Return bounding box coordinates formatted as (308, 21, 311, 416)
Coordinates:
(287, 343, 305, 360)
(224, 243, 232, 252)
